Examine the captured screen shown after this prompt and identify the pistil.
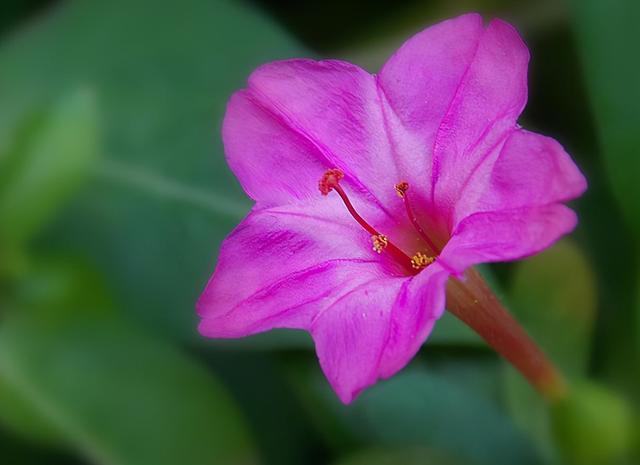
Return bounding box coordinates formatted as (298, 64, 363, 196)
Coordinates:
(395, 182, 440, 254)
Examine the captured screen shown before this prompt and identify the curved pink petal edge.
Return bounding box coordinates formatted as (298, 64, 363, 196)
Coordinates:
(197, 13, 587, 403)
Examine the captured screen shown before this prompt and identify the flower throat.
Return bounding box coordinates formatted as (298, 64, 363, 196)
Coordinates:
(318, 169, 438, 275)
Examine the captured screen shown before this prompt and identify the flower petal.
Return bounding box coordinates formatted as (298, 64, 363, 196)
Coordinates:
(222, 90, 330, 205)
(244, 58, 414, 213)
(376, 263, 451, 377)
(378, 13, 484, 150)
(453, 129, 587, 223)
(440, 204, 578, 273)
(379, 14, 529, 215)
(197, 199, 387, 337)
(310, 262, 449, 404)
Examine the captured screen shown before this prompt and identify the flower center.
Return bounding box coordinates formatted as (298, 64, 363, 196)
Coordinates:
(319, 168, 439, 275)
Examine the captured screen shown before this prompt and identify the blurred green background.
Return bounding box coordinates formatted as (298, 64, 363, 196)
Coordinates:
(0, 0, 638, 464)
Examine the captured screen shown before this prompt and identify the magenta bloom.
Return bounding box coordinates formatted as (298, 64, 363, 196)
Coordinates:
(197, 14, 586, 403)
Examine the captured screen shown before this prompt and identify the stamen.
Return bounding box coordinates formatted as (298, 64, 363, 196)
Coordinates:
(372, 234, 388, 253)
(319, 169, 415, 273)
(394, 181, 440, 254)
(411, 252, 435, 270)
(395, 181, 409, 198)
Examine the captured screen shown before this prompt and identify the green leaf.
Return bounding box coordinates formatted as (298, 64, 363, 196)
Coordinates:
(0, 375, 65, 447)
(0, 0, 301, 341)
(428, 311, 484, 347)
(551, 382, 634, 465)
(333, 446, 466, 465)
(0, 89, 99, 250)
(503, 240, 597, 461)
(0, 308, 256, 465)
(570, 1, 640, 388)
(570, 0, 640, 235)
(0, 428, 76, 465)
(313, 368, 539, 465)
(509, 240, 596, 376)
(9, 255, 113, 315)
(636, 269, 640, 387)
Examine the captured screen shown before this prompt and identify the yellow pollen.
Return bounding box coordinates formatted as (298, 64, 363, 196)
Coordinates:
(395, 181, 409, 198)
(411, 252, 435, 269)
(371, 234, 389, 254)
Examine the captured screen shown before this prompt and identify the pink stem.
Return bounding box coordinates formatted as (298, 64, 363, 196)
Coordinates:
(446, 267, 568, 402)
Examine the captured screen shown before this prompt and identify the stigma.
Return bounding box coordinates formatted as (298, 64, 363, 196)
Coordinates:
(319, 169, 344, 196)
(318, 168, 437, 274)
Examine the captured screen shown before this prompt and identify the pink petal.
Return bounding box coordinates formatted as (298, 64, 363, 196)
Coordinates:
(243, 58, 428, 213)
(378, 13, 484, 153)
(310, 262, 449, 404)
(376, 263, 451, 377)
(440, 204, 578, 273)
(222, 90, 330, 205)
(198, 199, 383, 337)
(453, 129, 587, 224)
(379, 14, 529, 217)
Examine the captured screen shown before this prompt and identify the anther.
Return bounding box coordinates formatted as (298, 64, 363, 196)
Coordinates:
(395, 181, 409, 198)
(372, 234, 388, 253)
(411, 252, 435, 270)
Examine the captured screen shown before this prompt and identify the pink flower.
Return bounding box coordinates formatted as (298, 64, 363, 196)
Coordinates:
(197, 13, 586, 404)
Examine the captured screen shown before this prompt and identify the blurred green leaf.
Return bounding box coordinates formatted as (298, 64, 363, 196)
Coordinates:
(503, 373, 557, 464)
(212, 329, 314, 351)
(0, 375, 64, 447)
(429, 311, 484, 347)
(313, 369, 539, 465)
(570, 0, 640, 388)
(551, 382, 634, 465)
(509, 240, 596, 376)
(0, 308, 256, 465)
(205, 350, 327, 465)
(636, 269, 640, 385)
(9, 255, 113, 314)
(0, 89, 99, 250)
(0, 427, 80, 465)
(570, 0, 640, 235)
(504, 240, 597, 461)
(0, 0, 300, 341)
(333, 446, 465, 465)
